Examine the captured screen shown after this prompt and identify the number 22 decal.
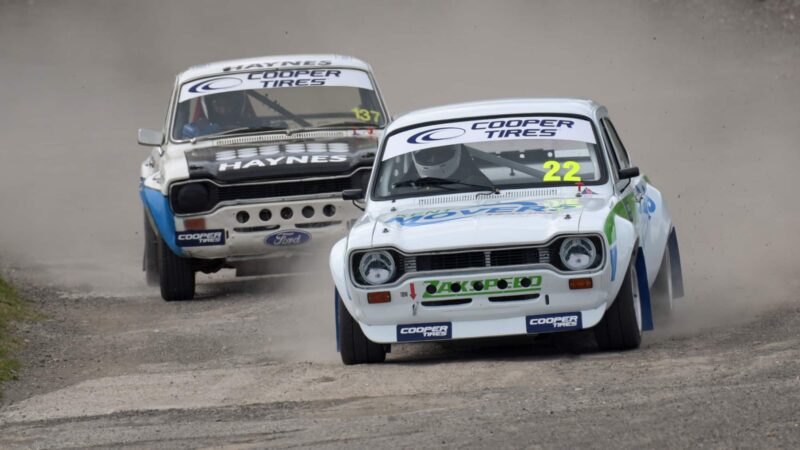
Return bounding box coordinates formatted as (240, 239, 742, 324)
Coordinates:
(543, 160, 582, 182)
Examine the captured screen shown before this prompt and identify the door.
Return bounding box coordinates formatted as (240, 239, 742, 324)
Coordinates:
(601, 118, 656, 265)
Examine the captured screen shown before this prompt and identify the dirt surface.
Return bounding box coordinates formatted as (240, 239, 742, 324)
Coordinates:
(1, 283, 800, 449)
(1, 0, 800, 448)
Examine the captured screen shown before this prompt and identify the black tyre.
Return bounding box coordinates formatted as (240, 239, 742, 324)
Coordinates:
(594, 256, 642, 351)
(143, 211, 159, 287)
(158, 238, 195, 301)
(337, 293, 386, 365)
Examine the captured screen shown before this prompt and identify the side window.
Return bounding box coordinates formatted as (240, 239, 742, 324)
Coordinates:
(602, 118, 631, 169)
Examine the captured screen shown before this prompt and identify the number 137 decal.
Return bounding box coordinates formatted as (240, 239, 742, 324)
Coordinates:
(543, 160, 581, 182)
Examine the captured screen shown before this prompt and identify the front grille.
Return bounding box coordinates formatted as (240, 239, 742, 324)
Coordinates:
(490, 248, 540, 267)
(416, 252, 485, 271)
(217, 177, 356, 202)
(171, 168, 369, 214)
(414, 248, 541, 272)
(349, 236, 605, 287)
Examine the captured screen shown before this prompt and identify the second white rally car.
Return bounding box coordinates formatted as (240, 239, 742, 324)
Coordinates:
(138, 54, 389, 301)
(330, 98, 684, 364)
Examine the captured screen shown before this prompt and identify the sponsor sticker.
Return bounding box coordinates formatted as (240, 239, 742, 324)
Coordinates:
(221, 59, 333, 72)
(176, 229, 225, 247)
(384, 200, 580, 227)
(525, 312, 582, 333)
(423, 275, 542, 299)
(383, 116, 596, 160)
(218, 154, 349, 172)
(265, 230, 311, 247)
(180, 68, 374, 101)
(397, 322, 452, 342)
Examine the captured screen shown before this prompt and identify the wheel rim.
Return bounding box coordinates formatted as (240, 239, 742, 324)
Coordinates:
(632, 265, 642, 331)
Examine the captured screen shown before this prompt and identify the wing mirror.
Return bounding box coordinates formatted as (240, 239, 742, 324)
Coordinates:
(138, 128, 164, 146)
(618, 166, 640, 180)
(342, 189, 365, 201)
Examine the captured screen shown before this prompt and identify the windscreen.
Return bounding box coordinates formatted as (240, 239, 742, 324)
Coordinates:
(171, 68, 386, 140)
(373, 116, 604, 200)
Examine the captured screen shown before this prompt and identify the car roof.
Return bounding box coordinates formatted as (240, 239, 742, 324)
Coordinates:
(176, 54, 373, 84)
(387, 98, 607, 134)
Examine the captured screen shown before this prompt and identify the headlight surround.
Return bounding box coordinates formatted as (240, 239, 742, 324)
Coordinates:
(558, 237, 598, 271)
(170, 181, 217, 214)
(355, 250, 398, 285)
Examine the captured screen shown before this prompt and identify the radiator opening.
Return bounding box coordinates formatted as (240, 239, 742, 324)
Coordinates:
(233, 225, 280, 233)
(488, 293, 540, 302)
(296, 221, 342, 229)
(420, 298, 472, 307)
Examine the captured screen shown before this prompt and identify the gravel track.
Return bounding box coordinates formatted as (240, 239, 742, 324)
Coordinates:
(1, 0, 799, 447)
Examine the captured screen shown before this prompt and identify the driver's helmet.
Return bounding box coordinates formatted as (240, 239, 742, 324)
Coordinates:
(201, 91, 247, 126)
(412, 144, 462, 179)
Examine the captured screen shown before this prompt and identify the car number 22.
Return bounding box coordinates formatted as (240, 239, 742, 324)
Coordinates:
(543, 160, 581, 182)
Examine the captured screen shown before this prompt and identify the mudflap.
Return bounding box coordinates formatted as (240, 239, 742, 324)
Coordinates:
(668, 228, 685, 298)
(635, 250, 654, 331)
(334, 289, 341, 353)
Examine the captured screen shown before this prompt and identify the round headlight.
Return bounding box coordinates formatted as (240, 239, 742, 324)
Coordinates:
(559, 237, 597, 271)
(175, 183, 210, 213)
(358, 250, 396, 285)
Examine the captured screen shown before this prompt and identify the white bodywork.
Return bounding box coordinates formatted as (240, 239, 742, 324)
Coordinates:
(139, 54, 389, 265)
(330, 98, 679, 344)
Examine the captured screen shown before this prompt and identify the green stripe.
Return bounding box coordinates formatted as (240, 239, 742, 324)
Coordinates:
(604, 192, 636, 244)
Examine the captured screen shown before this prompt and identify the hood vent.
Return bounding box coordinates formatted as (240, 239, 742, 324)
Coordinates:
(214, 142, 351, 161)
(213, 130, 356, 147)
(416, 188, 561, 206)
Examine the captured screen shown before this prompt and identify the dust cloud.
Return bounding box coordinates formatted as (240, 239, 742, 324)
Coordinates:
(0, 0, 798, 342)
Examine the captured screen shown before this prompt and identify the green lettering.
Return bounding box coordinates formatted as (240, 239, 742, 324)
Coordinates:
(422, 280, 440, 299)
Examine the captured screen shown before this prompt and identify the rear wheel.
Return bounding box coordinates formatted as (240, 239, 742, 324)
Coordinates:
(594, 257, 642, 351)
(143, 212, 159, 287)
(337, 293, 386, 365)
(158, 239, 195, 301)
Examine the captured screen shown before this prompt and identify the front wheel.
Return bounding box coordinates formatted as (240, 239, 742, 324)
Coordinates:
(158, 239, 195, 301)
(594, 257, 642, 351)
(337, 293, 386, 365)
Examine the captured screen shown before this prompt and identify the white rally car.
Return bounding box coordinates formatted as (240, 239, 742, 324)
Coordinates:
(138, 54, 389, 300)
(330, 98, 684, 364)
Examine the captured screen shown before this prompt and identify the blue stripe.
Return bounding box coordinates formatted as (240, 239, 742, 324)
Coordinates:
(140, 185, 183, 256)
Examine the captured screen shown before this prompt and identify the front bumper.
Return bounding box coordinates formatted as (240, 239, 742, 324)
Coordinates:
(175, 195, 362, 260)
(343, 265, 612, 344)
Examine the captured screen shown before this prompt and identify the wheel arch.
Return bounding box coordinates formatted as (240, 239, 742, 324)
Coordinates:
(607, 213, 655, 330)
(642, 182, 674, 286)
(140, 185, 183, 256)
